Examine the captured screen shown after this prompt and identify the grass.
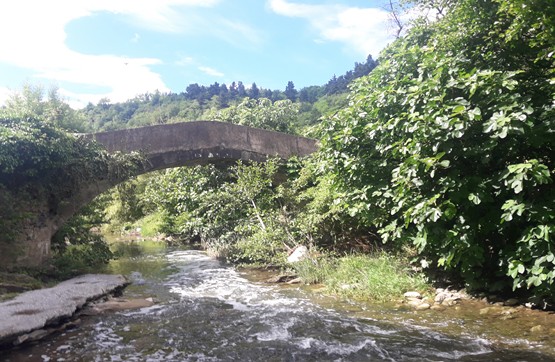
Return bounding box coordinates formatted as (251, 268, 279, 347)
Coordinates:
(135, 212, 165, 237)
(293, 252, 432, 302)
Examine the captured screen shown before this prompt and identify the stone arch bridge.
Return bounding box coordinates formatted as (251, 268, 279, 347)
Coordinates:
(17, 121, 318, 267)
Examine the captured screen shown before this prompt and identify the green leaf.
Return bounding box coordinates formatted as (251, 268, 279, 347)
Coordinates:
(468, 193, 481, 205)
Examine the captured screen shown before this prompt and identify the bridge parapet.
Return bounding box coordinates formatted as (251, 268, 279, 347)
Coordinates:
(90, 121, 318, 172)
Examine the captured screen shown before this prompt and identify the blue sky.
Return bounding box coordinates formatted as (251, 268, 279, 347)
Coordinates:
(0, 0, 406, 108)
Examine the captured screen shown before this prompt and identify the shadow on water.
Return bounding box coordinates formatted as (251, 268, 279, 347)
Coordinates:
(2, 240, 555, 361)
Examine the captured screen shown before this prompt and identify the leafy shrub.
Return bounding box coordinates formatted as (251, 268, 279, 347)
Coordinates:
(0, 115, 143, 269)
(52, 241, 114, 277)
(321, 0, 554, 297)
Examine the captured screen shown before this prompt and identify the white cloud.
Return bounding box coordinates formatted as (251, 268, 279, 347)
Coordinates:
(268, 0, 394, 58)
(176, 56, 224, 78)
(215, 19, 264, 48)
(0, 0, 221, 104)
(175, 55, 195, 66)
(198, 66, 224, 77)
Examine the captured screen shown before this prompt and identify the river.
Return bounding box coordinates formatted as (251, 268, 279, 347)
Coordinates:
(3, 240, 555, 361)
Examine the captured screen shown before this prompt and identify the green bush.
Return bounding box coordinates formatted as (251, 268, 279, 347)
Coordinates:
(52, 241, 114, 277)
(321, 0, 554, 297)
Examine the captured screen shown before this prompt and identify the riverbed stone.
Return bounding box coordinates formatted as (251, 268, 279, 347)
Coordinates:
(286, 277, 302, 284)
(407, 299, 423, 308)
(0, 274, 128, 347)
(442, 297, 460, 306)
(479, 306, 505, 316)
(287, 245, 309, 263)
(404, 291, 422, 299)
(530, 325, 544, 333)
(430, 304, 446, 311)
(88, 297, 155, 313)
(504, 298, 520, 307)
(415, 303, 431, 311)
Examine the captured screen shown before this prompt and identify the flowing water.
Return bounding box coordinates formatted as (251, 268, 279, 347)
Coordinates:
(3, 240, 555, 361)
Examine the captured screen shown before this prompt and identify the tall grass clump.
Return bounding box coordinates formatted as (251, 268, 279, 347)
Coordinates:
(294, 252, 431, 302)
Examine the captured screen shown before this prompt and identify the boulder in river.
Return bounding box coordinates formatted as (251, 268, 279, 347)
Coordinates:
(0, 274, 128, 347)
(87, 297, 155, 313)
(287, 245, 309, 263)
(403, 291, 422, 299)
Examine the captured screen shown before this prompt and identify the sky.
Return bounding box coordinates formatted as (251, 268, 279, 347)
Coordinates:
(0, 0, 406, 108)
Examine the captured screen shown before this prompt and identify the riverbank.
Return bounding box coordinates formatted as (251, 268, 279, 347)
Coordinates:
(242, 265, 555, 358)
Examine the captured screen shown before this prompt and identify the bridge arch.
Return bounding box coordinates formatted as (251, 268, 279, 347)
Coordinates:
(90, 121, 318, 173)
(17, 121, 318, 267)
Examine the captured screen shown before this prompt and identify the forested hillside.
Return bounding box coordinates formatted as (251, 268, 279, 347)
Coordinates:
(79, 54, 377, 133)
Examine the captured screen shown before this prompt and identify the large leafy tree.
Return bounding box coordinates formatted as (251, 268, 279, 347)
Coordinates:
(1, 84, 88, 132)
(207, 97, 299, 133)
(321, 0, 554, 297)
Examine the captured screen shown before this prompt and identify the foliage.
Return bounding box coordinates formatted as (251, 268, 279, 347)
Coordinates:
(50, 195, 112, 267)
(320, 0, 555, 297)
(141, 160, 285, 263)
(103, 175, 153, 230)
(132, 212, 165, 237)
(0, 116, 144, 197)
(0, 114, 143, 270)
(290, 253, 336, 284)
(0, 117, 98, 183)
(207, 97, 299, 133)
(1, 84, 88, 132)
(51, 242, 114, 277)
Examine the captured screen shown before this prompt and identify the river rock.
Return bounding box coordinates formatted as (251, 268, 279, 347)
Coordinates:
(0, 274, 128, 347)
(286, 277, 302, 284)
(89, 297, 154, 313)
(479, 307, 491, 315)
(287, 245, 309, 263)
(415, 303, 431, 311)
(404, 291, 422, 299)
(479, 306, 504, 316)
(504, 298, 519, 307)
(130, 271, 146, 285)
(530, 325, 544, 333)
(266, 274, 298, 283)
(430, 304, 446, 311)
(442, 297, 460, 306)
(434, 289, 466, 306)
(407, 299, 423, 308)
